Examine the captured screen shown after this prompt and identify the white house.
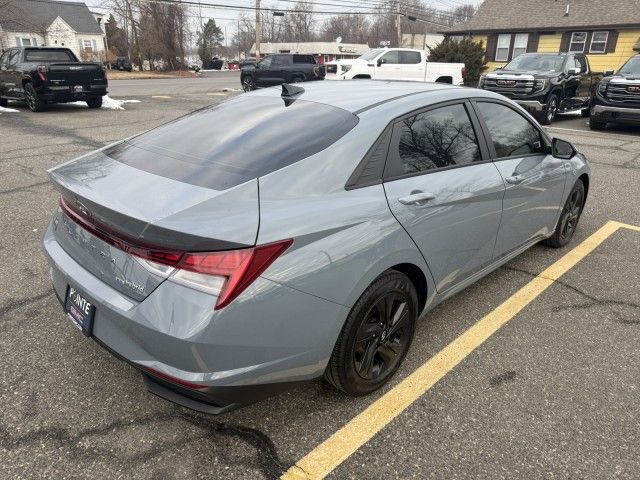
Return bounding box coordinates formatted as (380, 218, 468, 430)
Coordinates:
(0, 0, 106, 60)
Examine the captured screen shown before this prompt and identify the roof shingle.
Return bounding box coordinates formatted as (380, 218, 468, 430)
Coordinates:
(0, 0, 103, 35)
(442, 0, 640, 34)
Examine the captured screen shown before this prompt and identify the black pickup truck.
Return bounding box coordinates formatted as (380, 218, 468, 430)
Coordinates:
(240, 54, 325, 92)
(589, 55, 640, 130)
(0, 47, 107, 112)
(478, 52, 600, 125)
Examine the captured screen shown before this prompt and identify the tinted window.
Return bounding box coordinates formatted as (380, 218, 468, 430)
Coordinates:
(395, 104, 481, 174)
(272, 55, 290, 66)
(259, 56, 273, 68)
(400, 51, 421, 64)
(293, 54, 315, 64)
(574, 56, 587, 72)
(0, 50, 10, 66)
(107, 96, 359, 190)
(24, 49, 75, 62)
(7, 50, 20, 66)
(381, 50, 399, 64)
(476, 102, 544, 158)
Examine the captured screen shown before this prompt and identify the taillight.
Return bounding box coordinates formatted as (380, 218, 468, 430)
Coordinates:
(59, 196, 292, 309)
(312, 65, 319, 77)
(171, 240, 293, 309)
(37, 65, 47, 81)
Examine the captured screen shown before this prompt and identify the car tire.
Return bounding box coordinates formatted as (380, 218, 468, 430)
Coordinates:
(581, 108, 590, 118)
(241, 76, 255, 92)
(537, 93, 558, 125)
(24, 82, 45, 112)
(0, 96, 7, 108)
(86, 96, 103, 109)
(542, 179, 585, 248)
(589, 117, 606, 130)
(325, 270, 418, 396)
(291, 76, 303, 83)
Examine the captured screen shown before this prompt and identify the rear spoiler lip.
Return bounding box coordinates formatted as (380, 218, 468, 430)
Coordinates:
(53, 186, 251, 252)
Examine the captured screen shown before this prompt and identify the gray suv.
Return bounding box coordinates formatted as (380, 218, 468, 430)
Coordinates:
(43, 81, 590, 413)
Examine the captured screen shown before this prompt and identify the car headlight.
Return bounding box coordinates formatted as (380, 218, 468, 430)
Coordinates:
(341, 64, 352, 73)
(597, 82, 607, 95)
(533, 79, 547, 92)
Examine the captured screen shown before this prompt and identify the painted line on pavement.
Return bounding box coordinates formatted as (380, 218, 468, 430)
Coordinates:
(281, 220, 640, 480)
(151, 95, 172, 99)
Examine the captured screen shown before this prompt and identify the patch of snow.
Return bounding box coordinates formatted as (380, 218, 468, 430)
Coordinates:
(0, 106, 19, 113)
(68, 95, 141, 110)
(222, 87, 242, 92)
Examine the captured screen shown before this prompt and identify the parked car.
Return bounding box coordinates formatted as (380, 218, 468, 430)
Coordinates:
(478, 52, 601, 125)
(110, 56, 132, 72)
(227, 60, 240, 71)
(0, 47, 107, 111)
(189, 63, 201, 73)
(325, 48, 465, 85)
(202, 58, 223, 70)
(239, 57, 256, 68)
(589, 55, 640, 130)
(43, 81, 589, 414)
(240, 54, 325, 91)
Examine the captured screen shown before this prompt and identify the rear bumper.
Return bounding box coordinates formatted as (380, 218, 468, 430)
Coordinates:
(592, 104, 640, 125)
(40, 86, 107, 103)
(42, 220, 349, 413)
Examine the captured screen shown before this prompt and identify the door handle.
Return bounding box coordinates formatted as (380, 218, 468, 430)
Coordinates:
(398, 191, 436, 205)
(505, 175, 523, 185)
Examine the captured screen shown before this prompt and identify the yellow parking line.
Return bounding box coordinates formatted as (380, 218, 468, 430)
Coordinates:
(151, 95, 171, 99)
(282, 220, 639, 480)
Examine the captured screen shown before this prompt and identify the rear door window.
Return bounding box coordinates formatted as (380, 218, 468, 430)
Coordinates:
(293, 55, 314, 64)
(272, 55, 290, 66)
(475, 102, 545, 158)
(387, 103, 482, 177)
(107, 96, 359, 190)
(400, 51, 421, 64)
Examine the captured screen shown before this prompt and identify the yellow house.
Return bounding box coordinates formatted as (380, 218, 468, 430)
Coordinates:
(441, 0, 640, 73)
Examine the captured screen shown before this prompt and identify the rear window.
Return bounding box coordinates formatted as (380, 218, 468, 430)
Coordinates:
(24, 49, 76, 62)
(106, 95, 359, 190)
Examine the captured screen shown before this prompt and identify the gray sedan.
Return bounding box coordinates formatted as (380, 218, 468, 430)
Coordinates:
(42, 81, 589, 413)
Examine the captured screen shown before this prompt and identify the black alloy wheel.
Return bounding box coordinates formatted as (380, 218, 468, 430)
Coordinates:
(325, 270, 418, 395)
(543, 179, 585, 248)
(540, 94, 558, 125)
(24, 83, 45, 112)
(353, 291, 413, 381)
(242, 76, 255, 92)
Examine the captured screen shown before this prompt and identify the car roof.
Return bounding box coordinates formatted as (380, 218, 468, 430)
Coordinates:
(250, 80, 468, 114)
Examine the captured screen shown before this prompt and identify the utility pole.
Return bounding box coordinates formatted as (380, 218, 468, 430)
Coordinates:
(255, 0, 261, 60)
(395, 0, 402, 47)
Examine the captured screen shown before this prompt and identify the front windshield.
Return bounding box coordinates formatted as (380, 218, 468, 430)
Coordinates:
(504, 54, 565, 72)
(619, 57, 640, 75)
(359, 49, 385, 61)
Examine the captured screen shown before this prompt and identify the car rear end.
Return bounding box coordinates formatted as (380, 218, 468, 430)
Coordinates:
(25, 48, 107, 103)
(42, 94, 357, 413)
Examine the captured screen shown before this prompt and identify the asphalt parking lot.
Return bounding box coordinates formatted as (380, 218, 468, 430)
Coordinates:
(1, 80, 639, 479)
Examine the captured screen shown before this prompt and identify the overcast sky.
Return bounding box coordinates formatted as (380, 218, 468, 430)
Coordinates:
(76, 0, 482, 45)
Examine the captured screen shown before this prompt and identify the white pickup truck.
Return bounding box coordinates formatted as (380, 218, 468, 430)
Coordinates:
(325, 48, 466, 85)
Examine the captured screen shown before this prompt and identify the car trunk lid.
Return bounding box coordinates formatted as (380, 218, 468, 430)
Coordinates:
(48, 149, 259, 300)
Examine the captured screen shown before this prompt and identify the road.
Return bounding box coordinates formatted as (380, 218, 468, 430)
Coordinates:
(0, 81, 639, 479)
(107, 71, 241, 97)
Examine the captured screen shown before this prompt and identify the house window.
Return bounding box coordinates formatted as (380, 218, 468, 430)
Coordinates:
(83, 39, 93, 50)
(513, 33, 529, 58)
(16, 37, 35, 46)
(569, 32, 587, 52)
(590, 31, 608, 53)
(495, 34, 511, 61)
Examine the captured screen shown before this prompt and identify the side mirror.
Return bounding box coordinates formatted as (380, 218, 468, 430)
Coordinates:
(552, 138, 576, 159)
(603, 69, 614, 77)
(377, 58, 383, 67)
(568, 67, 580, 75)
